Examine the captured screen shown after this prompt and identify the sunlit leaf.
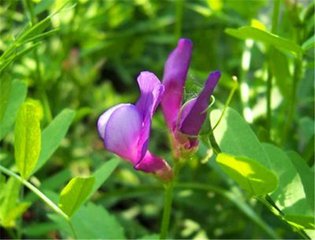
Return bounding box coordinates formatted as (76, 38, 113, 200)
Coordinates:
(288, 151, 314, 211)
(59, 176, 95, 218)
(210, 108, 272, 169)
(0, 177, 30, 228)
(263, 144, 314, 229)
(216, 153, 278, 196)
(14, 100, 42, 179)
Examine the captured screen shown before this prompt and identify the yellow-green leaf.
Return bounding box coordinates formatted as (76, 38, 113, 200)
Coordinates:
(14, 100, 42, 179)
(59, 176, 95, 218)
(216, 153, 278, 196)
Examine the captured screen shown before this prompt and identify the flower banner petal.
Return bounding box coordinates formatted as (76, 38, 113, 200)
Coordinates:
(161, 38, 192, 131)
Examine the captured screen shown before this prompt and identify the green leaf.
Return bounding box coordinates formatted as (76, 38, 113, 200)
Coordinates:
(0, 43, 40, 73)
(302, 35, 315, 51)
(18, 15, 52, 44)
(59, 176, 95, 218)
(262, 144, 314, 229)
(0, 80, 27, 140)
(288, 151, 314, 212)
(216, 153, 278, 196)
(49, 202, 125, 239)
(0, 75, 12, 121)
(210, 107, 272, 169)
(33, 109, 75, 174)
(284, 215, 315, 230)
(268, 48, 291, 98)
(225, 26, 302, 56)
(0, 177, 30, 228)
(89, 158, 120, 199)
(14, 100, 42, 179)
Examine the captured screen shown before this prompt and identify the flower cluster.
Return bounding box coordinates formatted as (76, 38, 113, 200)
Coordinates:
(97, 39, 220, 180)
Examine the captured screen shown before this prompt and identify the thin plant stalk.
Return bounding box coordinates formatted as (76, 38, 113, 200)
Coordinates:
(23, 0, 52, 123)
(159, 181, 174, 239)
(266, 0, 281, 141)
(0, 165, 77, 239)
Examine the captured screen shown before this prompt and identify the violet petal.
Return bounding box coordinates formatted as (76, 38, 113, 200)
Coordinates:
(179, 71, 221, 135)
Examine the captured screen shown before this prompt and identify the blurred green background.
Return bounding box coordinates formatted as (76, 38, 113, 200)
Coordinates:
(0, 0, 313, 238)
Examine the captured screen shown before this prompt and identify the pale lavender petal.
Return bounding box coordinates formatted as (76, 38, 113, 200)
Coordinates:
(161, 38, 192, 131)
(103, 104, 142, 164)
(135, 71, 164, 120)
(97, 104, 125, 140)
(179, 71, 221, 135)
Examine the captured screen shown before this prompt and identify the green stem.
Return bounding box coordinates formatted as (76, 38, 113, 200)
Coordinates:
(0, 165, 79, 238)
(282, 57, 302, 146)
(271, 0, 280, 33)
(159, 161, 181, 239)
(159, 181, 174, 239)
(0, 165, 69, 221)
(23, 0, 52, 123)
(212, 76, 238, 131)
(266, 0, 281, 141)
(174, 0, 183, 39)
(266, 68, 272, 141)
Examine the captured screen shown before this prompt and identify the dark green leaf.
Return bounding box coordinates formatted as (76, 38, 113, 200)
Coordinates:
(49, 203, 125, 239)
(0, 75, 12, 121)
(0, 80, 27, 140)
(89, 158, 120, 199)
(33, 109, 75, 174)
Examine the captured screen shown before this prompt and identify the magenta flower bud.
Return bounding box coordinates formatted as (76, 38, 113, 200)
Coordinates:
(97, 71, 172, 180)
(161, 39, 220, 153)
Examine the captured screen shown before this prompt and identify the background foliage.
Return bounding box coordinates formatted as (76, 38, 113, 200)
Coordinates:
(0, 0, 314, 239)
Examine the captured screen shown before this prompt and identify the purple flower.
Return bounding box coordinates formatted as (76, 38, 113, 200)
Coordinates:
(97, 71, 172, 180)
(161, 39, 221, 151)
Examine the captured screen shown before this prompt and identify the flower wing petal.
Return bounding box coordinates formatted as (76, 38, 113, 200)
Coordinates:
(136, 71, 164, 120)
(161, 39, 192, 131)
(135, 71, 164, 160)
